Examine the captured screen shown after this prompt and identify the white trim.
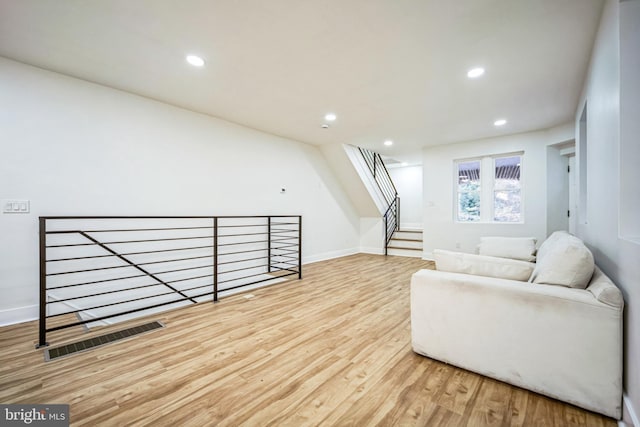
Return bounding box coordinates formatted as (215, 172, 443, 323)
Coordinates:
(359, 246, 385, 255)
(624, 393, 640, 427)
(302, 247, 359, 265)
(422, 252, 435, 261)
(560, 146, 576, 156)
(0, 304, 38, 326)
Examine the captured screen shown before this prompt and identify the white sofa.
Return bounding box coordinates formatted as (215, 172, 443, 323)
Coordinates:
(410, 231, 623, 418)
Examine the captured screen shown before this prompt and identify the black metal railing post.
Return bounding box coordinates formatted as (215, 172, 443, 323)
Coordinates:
(384, 214, 389, 256)
(397, 196, 401, 232)
(298, 216, 302, 279)
(37, 217, 48, 348)
(213, 217, 218, 303)
(267, 217, 272, 273)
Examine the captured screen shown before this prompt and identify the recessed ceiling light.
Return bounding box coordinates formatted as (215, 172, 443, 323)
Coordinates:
(494, 119, 507, 126)
(321, 124, 330, 129)
(324, 113, 337, 122)
(186, 55, 205, 67)
(467, 67, 485, 78)
(384, 140, 393, 146)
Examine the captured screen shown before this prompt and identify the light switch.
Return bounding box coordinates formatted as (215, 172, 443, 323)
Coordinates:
(2, 200, 30, 214)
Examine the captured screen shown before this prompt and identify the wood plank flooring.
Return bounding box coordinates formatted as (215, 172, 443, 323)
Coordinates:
(0, 254, 615, 426)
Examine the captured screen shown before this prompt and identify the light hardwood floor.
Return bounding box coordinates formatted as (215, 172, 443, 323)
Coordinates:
(0, 254, 615, 426)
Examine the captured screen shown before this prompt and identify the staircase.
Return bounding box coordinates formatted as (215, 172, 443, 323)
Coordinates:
(345, 144, 423, 258)
(387, 229, 423, 257)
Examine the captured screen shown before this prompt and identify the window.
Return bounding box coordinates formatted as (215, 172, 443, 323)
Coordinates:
(493, 155, 521, 222)
(456, 160, 481, 222)
(455, 153, 523, 223)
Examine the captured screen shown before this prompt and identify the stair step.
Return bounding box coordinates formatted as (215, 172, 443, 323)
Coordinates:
(388, 239, 422, 249)
(387, 245, 422, 251)
(393, 230, 423, 241)
(387, 247, 423, 258)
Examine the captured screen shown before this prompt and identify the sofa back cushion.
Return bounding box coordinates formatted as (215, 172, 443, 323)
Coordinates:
(478, 236, 537, 262)
(531, 233, 595, 289)
(434, 249, 535, 281)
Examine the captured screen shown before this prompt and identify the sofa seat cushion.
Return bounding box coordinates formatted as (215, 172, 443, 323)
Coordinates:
(478, 236, 537, 262)
(531, 233, 595, 289)
(434, 249, 535, 281)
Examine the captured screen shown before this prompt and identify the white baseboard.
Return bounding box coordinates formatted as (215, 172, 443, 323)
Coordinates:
(359, 246, 385, 255)
(0, 304, 38, 326)
(624, 393, 639, 427)
(302, 247, 359, 265)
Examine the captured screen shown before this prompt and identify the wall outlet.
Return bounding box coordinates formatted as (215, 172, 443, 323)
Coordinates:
(455, 242, 461, 249)
(2, 200, 30, 214)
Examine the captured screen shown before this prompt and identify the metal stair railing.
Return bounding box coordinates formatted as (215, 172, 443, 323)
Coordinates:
(37, 215, 302, 348)
(357, 147, 400, 255)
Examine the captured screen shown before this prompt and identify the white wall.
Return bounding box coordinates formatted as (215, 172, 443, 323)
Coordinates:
(620, 0, 640, 243)
(389, 165, 423, 229)
(575, 1, 640, 424)
(546, 145, 570, 236)
(0, 57, 361, 325)
(359, 217, 384, 255)
(342, 144, 388, 214)
(320, 143, 380, 218)
(422, 126, 572, 258)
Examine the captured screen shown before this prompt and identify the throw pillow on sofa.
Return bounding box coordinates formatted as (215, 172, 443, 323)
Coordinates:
(531, 234, 595, 289)
(478, 236, 537, 262)
(535, 230, 569, 261)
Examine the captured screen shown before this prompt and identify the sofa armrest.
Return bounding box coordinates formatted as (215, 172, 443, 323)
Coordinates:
(588, 266, 624, 308)
(410, 269, 623, 418)
(434, 249, 534, 281)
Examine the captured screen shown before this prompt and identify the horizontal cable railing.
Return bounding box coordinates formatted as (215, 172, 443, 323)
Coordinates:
(357, 147, 400, 254)
(358, 147, 398, 206)
(383, 197, 399, 255)
(38, 215, 301, 347)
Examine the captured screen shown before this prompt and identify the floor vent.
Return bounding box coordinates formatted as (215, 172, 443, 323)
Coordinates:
(44, 321, 164, 361)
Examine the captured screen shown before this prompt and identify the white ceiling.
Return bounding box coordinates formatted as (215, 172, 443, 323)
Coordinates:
(0, 0, 603, 164)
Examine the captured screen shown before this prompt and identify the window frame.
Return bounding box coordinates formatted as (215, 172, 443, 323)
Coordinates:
(454, 152, 524, 224)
